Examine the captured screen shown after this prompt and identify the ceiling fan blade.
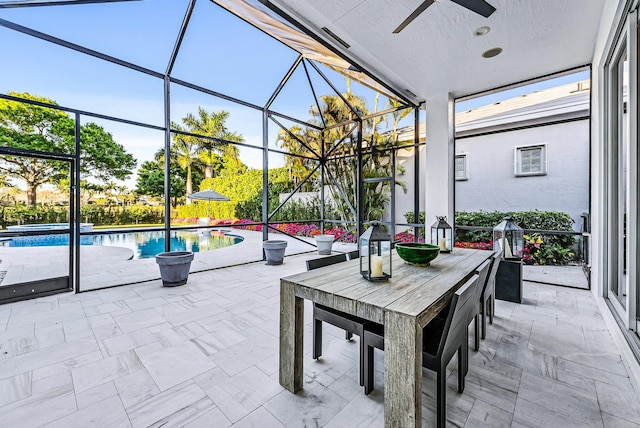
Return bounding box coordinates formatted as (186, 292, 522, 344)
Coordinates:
(450, 0, 496, 18)
(393, 0, 435, 34)
(0, 0, 140, 8)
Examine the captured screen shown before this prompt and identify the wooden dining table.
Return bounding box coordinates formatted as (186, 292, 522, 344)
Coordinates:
(279, 248, 493, 427)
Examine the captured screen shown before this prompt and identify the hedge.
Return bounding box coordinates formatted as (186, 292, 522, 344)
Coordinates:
(0, 204, 166, 227)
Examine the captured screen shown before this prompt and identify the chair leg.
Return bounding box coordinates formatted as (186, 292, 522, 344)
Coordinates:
(489, 294, 495, 324)
(313, 319, 322, 359)
(481, 298, 487, 340)
(345, 331, 353, 341)
(364, 343, 374, 394)
(463, 332, 469, 376)
(490, 293, 495, 324)
(358, 329, 365, 386)
(457, 345, 466, 393)
(436, 365, 447, 428)
(474, 314, 480, 351)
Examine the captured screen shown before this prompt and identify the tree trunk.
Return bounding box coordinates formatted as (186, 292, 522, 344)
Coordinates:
(27, 183, 37, 207)
(186, 166, 192, 204)
(205, 164, 213, 178)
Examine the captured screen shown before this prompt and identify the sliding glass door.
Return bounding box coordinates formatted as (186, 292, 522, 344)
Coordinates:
(605, 6, 639, 330)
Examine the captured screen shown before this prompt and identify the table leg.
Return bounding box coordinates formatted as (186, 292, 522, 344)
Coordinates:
(384, 311, 422, 427)
(279, 280, 304, 393)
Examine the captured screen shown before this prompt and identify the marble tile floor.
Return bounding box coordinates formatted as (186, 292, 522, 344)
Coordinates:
(0, 253, 638, 427)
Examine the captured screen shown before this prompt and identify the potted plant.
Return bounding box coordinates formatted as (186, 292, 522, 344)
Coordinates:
(263, 240, 288, 265)
(314, 234, 335, 255)
(155, 251, 194, 287)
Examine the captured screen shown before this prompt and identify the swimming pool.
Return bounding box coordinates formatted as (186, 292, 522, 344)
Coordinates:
(0, 229, 244, 259)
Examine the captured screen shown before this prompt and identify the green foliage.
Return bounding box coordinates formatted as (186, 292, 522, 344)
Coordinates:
(0, 92, 136, 206)
(403, 210, 426, 239)
(175, 166, 291, 221)
(0, 204, 165, 228)
(403, 210, 426, 225)
(135, 159, 187, 207)
(277, 93, 407, 224)
(523, 233, 575, 265)
(455, 209, 575, 247)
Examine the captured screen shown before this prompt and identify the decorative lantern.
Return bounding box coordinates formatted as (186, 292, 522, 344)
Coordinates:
(431, 216, 453, 253)
(493, 217, 524, 260)
(359, 221, 392, 281)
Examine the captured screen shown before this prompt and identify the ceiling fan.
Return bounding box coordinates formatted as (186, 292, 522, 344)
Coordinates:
(393, 0, 496, 33)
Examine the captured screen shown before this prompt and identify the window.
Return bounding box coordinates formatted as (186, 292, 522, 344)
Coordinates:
(515, 144, 546, 176)
(455, 154, 468, 180)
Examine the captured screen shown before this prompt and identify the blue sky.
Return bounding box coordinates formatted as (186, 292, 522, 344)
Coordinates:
(0, 0, 588, 190)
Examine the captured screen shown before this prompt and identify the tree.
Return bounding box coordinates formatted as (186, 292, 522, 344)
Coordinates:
(135, 154, 188, 208)
(168, 124, 203, 203)
(0, 92, 137, 206)
(180, 107, 244, 178)
(277, 92, 405, 223)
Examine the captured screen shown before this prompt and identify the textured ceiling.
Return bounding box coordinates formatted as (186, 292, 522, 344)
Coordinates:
(268, 0, 606, 104)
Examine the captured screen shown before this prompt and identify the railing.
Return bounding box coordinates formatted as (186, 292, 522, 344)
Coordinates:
(454, 225, 589, 269)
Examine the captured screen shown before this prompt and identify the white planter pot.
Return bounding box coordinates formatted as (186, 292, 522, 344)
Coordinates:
(263, 240, 288, 265)
(314, 234, 335, 255)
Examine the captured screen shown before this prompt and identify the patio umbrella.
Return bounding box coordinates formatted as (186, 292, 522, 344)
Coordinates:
(187, 189, 230, 218)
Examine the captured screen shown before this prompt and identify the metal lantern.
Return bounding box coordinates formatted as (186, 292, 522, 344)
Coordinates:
(493, 216, 524, 260)
(431, 216, 453, 253)
(359, 221, 392, 281)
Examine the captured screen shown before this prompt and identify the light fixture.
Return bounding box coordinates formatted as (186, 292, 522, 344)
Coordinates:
(493, 217, 524, 260)
(482, 47, 502, 58)
(431, 216, 453, 253)
(474, 26, 491, 36)
(359, 221, 392, 281)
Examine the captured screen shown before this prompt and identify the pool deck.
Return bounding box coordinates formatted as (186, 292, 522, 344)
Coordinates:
(0, 230, 357, 291)
(0, 254, 636, 427)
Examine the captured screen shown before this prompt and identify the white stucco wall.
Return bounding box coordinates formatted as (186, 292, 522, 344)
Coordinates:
(455, 119, 590, 231)
(386, 145, 426, 228)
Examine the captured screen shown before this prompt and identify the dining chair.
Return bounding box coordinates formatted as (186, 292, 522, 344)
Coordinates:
(479, 251, 501, 340)
(472, 259, 492, 352)
(347, 249, 359, 260)
(363, 273, 483, 428)
(307, 253, 370, 386)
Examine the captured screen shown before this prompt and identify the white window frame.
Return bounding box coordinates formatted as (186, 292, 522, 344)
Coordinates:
(454, 153, 468, 181)
(514, 143, 547, 176)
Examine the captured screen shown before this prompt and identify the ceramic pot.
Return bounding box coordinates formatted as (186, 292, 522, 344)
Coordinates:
(155, 251, 194, 287)
(263, 240, 288, 265)
(314, 234, 335, 255)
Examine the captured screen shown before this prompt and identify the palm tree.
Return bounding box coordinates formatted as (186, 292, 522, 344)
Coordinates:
(181, 107, 244, 178)
(169, 123, 202, 203)
(387, 98, 412, 139)
(278, 91, 408, 224)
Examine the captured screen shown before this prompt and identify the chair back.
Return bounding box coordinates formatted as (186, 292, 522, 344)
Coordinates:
(485, 250, 501, 293)
(306, 253, 348, 271)
(467, 258, 491, 322)
(437, 273, 482, 358)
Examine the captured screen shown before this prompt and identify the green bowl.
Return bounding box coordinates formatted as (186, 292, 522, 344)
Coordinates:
(396, 243, 440, 265)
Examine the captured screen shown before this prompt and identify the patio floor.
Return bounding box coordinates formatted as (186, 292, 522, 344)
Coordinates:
(0, 253, 638, 427)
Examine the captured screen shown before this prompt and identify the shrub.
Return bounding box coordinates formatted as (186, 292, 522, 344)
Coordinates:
(455, 210, 576, 265)
(403, 210, 426, 239)
(0, 204, 165, 228)
(455, 210, 574, 249)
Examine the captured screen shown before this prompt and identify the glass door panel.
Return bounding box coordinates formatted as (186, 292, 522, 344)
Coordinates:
(0, 153, 74, 303)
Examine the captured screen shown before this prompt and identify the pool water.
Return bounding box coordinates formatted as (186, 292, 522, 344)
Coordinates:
(0, 229, 243, 259)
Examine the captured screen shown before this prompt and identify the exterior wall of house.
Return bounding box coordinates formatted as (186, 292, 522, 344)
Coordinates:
(455, 119, 590, 231)
(387, 145, 426, 231)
